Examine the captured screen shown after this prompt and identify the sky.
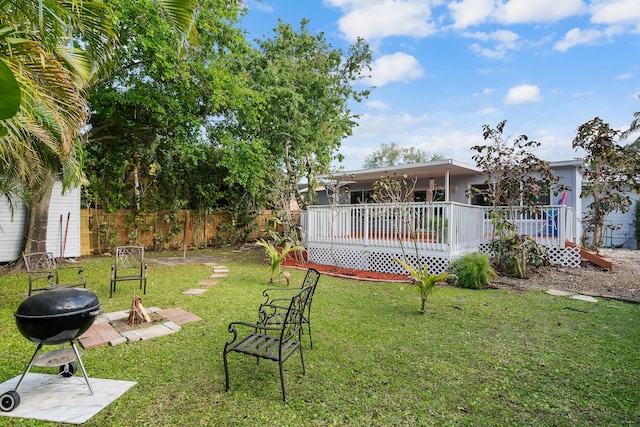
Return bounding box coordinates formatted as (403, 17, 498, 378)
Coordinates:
(240, 0, 640, 171)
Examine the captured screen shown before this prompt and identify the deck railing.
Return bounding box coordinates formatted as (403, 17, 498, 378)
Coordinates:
(305, 202, 485, 255)
(481, 205, 575, 248)
(302, 203, 575, 254)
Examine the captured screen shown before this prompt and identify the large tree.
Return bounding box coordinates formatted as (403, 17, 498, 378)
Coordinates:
(573, 117, 640, 250)
(85, 0, 247, 212)
(472, 121, 567, 278)
(0, 0, 117, 253)
(222, 19, 372, 210)
(363, 142, 444, 169)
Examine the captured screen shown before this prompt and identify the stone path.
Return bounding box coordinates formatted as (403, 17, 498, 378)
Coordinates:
(546, 289, 599, 303)
(79, 260, 230, 348)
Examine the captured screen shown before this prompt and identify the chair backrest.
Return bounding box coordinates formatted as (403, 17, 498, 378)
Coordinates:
(300, 268, 320, 314)
(114, 246, 145, 273)
(280, 284, 315, 343)
(23, 252, 58, 284)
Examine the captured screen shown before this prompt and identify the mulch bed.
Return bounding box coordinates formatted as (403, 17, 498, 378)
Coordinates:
(281, 259, 411, 282)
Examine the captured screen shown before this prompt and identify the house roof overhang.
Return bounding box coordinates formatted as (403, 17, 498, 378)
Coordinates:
(321, 159, 483, 184)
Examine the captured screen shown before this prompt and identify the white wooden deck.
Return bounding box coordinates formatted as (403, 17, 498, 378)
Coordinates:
(303, 202, 578, 274)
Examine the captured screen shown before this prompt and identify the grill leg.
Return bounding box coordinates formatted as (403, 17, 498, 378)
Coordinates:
(13, 343, 43, 393)
(69, 340, 94, 395)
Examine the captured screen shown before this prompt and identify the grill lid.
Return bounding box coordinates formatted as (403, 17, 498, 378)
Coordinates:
(15, 288, 100, 319)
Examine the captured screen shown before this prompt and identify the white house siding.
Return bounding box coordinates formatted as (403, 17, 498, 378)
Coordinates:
(46, 181, 81, 258)
(0, 196, 28, 263)
(0, 181, 80, 263)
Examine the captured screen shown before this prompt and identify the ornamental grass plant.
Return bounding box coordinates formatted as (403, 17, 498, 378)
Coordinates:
(0, 247, 638, 426)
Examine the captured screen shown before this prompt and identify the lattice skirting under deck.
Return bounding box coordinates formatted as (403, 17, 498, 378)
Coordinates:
(308, 244, 581, 276)
(478, 244, 582, 268)
(307, 246, 452, 275)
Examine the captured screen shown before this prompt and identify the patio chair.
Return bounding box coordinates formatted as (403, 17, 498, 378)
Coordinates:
(223, 284, 314, 402)
(110, 246, 147, 298)
(23, 252, 86, 296)
(260, 268, 320, 348)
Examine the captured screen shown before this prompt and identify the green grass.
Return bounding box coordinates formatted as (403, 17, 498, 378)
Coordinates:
(0, 248, 639, 426)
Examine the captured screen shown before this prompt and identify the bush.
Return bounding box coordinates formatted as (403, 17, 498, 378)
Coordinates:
(447, 252, 497, 289)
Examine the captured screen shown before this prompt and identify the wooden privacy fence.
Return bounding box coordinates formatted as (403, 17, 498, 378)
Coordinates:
(80, 209, 277, 256)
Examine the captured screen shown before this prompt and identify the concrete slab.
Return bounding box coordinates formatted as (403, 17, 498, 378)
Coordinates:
(163, 321, 182, 332)
(0, 374, 136, 425)
(210, 273, 228, 278)
(546, 289, 574, 297)
(182, 288, 208, 295)
(198, 280, 219, 286)
(570, 294, 599, 303)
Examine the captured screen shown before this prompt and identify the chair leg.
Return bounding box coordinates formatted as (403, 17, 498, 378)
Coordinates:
(223, 351, 230, 392)
(299, 346, 306, 376)
(306, 323, 313, 349)
(279, 361, 287, 403)
(109, 280, 114, 298)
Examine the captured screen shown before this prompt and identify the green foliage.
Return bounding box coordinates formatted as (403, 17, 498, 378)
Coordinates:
(85, 0, 247, 211)
(0, 58, 20, 121)
(363, 141, 445, 168)
(447, 252, 497, 289)
(572, 117, 640, 250)
(224, 19, 372, 210)
(394, 257, 454, 313)
(256, 239, 305, 284)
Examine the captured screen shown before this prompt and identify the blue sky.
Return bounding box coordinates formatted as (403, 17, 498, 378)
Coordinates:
(241, 0, 640, 171)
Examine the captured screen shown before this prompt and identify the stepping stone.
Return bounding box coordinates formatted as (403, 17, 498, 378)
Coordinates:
(156, 308, 202, 325)
(213, 266, 229, 273)
(570, 294, 598, 303)
(104, 310, 130, 322)
(547, 289, 574, 297)
(202, 262, 219, 267)
(210, 273, 228, 278)
(182, 288, 208, 295)
(198, 280, 219, 286)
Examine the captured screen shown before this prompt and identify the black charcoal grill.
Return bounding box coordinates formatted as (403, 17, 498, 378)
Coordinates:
(0, 288, 102, 412)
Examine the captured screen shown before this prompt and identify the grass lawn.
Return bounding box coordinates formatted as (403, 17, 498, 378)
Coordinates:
(0, 247, 638, 426)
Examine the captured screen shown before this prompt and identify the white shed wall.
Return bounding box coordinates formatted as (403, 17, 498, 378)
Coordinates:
(0, 197, 28, 263)
(46, 181, 81, 258)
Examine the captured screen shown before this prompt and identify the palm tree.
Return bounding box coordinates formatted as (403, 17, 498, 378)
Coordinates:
(0, 0, 197, 253)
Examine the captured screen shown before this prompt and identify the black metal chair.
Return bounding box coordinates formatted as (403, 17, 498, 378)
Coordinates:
(261, 268, 320, 348)
(110, 246, 147, 298)
(23, 252, 86, 296)
(223, 284, 315, 402)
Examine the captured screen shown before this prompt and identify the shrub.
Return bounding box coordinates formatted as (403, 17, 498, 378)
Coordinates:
(447, 252, 497, 290)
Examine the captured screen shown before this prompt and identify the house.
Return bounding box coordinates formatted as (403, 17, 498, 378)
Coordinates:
(303, 159, 586, 275)
(0, 181, 81, 263)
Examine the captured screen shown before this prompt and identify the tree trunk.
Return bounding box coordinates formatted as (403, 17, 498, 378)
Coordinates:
(23, 174, 55, 255)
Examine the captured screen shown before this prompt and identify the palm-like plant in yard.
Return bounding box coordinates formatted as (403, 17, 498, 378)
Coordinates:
(394, 257, 454, 314)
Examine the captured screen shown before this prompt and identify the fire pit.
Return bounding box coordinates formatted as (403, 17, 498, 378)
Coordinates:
(0, 288, 102, 412)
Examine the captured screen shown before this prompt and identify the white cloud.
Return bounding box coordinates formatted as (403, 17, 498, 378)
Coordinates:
(496, 0, 585, 24)
(364, 52, 423, 86)
(615, 72, 633, 80)
(591, 0, 640, 25)
(336, 0, 437, 41)
(466, 29, 520, 58)
(248, 0, 274, 13)
(449, 0, 495, 28)
(473, 88, 495, 97)
(448, 0, 585, 29)
(366, 100, 390, 110)
(504, 84, 543, 104)
(553, 26, 623, 51)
